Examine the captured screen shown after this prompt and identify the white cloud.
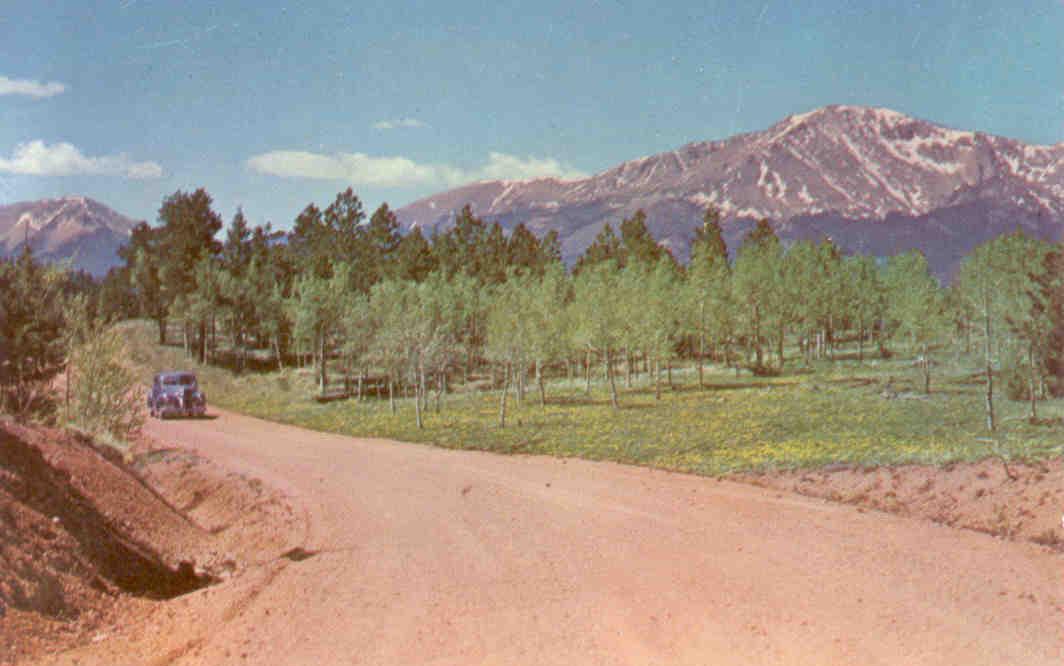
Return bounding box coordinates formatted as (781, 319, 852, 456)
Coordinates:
(476, 152, 587, 182)
(0, 140, 164, 179)
(246, 150, 586, 188)
(372, 118, 428, 130)
(247, 151, 455, 187)
(0, 76, 67, 99)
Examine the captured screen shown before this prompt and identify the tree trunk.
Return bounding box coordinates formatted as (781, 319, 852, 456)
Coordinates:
(435, 371, 444, 414)
(666, 357, 673, 390)
(654, 357, 661, 400)
(1028, 343, 1038, 421)
(624, 346, 632, 389)
(536, 358, 546, 408)
(157, 318, 167, 345)
(964, 314, 971, 354)
(273, 335, 284, 371)
(922, 342, 931, 394)
(317, 331, 327, 395)
(498, 362, 511, 428)
(698, 331, 705, 390)
(827, 315, 835, 361)
(983, 290, 996, 432)
(584, 348, 592, 395)
(777, 322, 785, 370)
(388, 378, 395, 414)
(605, 348, 619, 409)
(517, 360, 526, 404)
(857, 317, 864, 363)
(753, 304, 762, 368)
(415, 360, 424, 429)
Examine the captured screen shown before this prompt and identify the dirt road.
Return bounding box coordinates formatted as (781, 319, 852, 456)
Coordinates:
(42, 408, 1064, 665)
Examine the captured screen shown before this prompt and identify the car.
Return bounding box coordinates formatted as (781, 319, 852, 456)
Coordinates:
(147, 371, 207, 419)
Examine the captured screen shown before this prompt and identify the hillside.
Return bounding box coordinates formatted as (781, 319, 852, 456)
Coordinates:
(396, 105, 1064, 277)
(0, 196, 140, 276)
(0, 421, 299, 663)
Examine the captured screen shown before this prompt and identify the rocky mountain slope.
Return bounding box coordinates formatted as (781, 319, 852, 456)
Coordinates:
(396, 105, 1064, 278)
(0, 196, 140, 276)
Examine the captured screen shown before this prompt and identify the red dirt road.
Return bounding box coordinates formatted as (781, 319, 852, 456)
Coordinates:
(44, 408, 1064, 665)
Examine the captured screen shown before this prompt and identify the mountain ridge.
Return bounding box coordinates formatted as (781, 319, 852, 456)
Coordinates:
(0, 196, 141, 276)
(395, 105, 1064, 277)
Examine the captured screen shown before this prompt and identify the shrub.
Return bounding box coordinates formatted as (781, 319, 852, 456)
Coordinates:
(67, 322, 144, 441)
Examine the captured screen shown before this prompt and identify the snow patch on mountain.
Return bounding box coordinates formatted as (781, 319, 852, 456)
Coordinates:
(396, 104, 1064, 276)
(0, 196, 141, 275)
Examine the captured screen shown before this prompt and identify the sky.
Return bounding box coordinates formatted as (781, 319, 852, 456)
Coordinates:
(2, 1, 1063, 230)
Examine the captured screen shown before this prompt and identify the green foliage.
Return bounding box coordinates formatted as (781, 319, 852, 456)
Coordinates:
(431, 205, 509, 286)
(393, 227, 437, 282)
(732, 219, 784, 369)
(690, 206, 727, 264)
(0, 248, 69, 418)
(125, 315, 1064, 476)
(685, 211, 733, 373)
(1031, 248, 1064, 395)
(620, 209, 672, 267)
(573, 223, 623, 274)
(884, 250, 946, 347)
(112, 185, 1064, 444)
(64, 298, 143, 440)
(157, 188, 223, 304)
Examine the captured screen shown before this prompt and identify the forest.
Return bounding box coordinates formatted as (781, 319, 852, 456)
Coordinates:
(3, 186, 1064, 447)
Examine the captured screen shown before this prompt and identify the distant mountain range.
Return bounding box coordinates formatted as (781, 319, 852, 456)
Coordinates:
(7, 107, 1064, 280)
(396, 105, 1064, 278)
(0, 196, 140, 276)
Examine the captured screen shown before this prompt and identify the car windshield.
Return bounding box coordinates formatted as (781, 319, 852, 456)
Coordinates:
(162, 374, 197, 386)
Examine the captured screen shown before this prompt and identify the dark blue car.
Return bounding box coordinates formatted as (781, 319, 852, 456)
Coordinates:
(147, 371, 207, 418)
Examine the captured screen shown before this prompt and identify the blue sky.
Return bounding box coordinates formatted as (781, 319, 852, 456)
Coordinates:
(2, 1, 1063, 229)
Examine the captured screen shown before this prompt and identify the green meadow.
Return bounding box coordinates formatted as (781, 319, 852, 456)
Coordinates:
(124, 320, 1064, 476)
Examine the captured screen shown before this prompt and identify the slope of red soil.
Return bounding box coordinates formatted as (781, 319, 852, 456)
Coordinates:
(733, 457, 1064, 551)
(0, 422, 299, 665)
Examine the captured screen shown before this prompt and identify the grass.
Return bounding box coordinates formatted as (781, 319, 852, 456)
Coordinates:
(121, 320, 1064, 476)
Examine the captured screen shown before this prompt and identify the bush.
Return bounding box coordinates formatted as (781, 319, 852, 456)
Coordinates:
(67, 324, 144, 440)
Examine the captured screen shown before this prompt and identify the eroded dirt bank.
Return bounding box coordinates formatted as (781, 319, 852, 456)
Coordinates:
(0, 421, 302, 665)
(14, 408, 1059, 665)
(732, 457, 1064, 551)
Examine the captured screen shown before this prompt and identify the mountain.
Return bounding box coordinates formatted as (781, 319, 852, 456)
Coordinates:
(0, 196, 141, 276)
(395, 105, 1064, 278)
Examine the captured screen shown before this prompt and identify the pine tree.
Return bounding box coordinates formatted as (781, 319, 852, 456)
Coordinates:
(156, 188, 224, 359)
(690, 206, 727, 263)
(394, 227, 437, 282)
(365, 203, 401, 283)
(1030, 247, 1064, 398)
(573, 223, 622, 274)
(507, 223, 543, 274)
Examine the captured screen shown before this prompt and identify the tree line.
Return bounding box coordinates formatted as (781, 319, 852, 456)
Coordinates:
(6, 185, 1064, 436)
